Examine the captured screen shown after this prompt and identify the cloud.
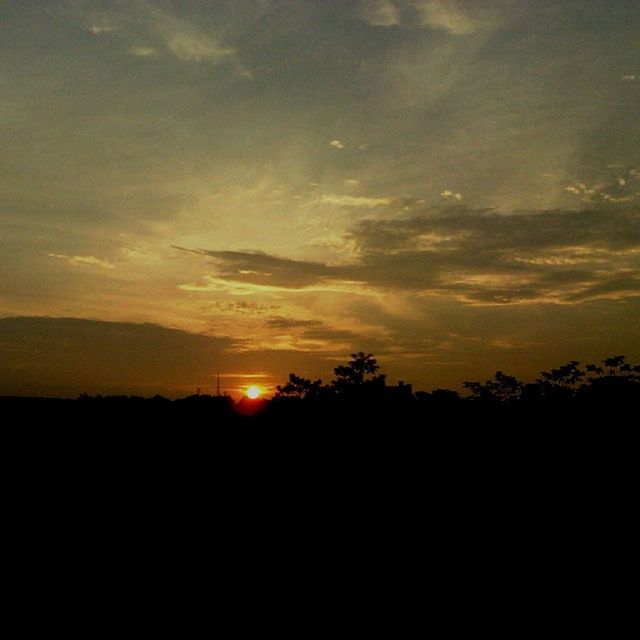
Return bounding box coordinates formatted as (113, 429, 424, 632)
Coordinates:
(565, 272, 640, 302)
(265, 317, 359, 344)
(48, 253, 115, 269)
(349, 207, 640, 302)
(164, 32, 234, 62)
(621, 75, 636, 81)
(235, 66, 254, 79)
(128, 45, 156, 57)
(90, 24, 117, 34)
(321, 194, 392, 208)
(300, 326, 360, 343)
(184, 207, 640, 304)
(441, 190, 463, 200)
(601, 193, 634, 203)
(408, 0, 516, 35)
(361, 0, 401, 27)
(0, 317, 233, 397)
(564, 180, 606, 201)
(208, 301, 279, 316)
(265, 317, 320, 329)
(175, 248, 335, 289)
(358, 0, 513, 33)
(565, 171, 639, 204)
(411, 0, 477, 35)
(329, 139, 345, 149)
(345, 179, 361, 187)
(111, 1, 236, 64)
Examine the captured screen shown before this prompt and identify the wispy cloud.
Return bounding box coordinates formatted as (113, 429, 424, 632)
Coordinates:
(361, 0, 401, 27)
(87, 2, 235, 64)
(564, 169, 639, 204)
(265, 316, 358, 344)
(621, 75, 636, 82)
(329, 139, 345, 149)
(409, 0, 515, 35)
(141, 2, 235, 63)
(163, 32, 234, 62)
(441, 189, 463, 200)
(128, 45, 156, 58)
(48, 253, 115, 269)
(90, 24, 117, 34)
(184, 207, 640, 304)
(321, 194, 392, 207)
(360, 0, 513, 33)
(176, 249, 334, 289)
(601, 193, 634, 203)
(411, 0, 477, 35)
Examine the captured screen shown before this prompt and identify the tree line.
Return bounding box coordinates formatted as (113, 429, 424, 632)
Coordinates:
(274, 352, 640, 406)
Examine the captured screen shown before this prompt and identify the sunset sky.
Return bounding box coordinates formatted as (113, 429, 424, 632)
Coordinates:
(1, 0, 639, 397)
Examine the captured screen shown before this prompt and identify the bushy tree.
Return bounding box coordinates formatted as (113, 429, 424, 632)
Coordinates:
(539, 360, 584, 388)
(332, 352, 386, 393)
(535, 360, 585, 400)
(275, 374, 324, 400)
(583, 356, 640, 394)
(275, 352, 388, 402)
(463, 371, 522, 403)
(586, 355, 640, 379)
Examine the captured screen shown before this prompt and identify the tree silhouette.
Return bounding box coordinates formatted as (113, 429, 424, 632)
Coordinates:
(275, 374, 324, 400)
(275, 352, 388, 401)
(585, 363, 604, 376)
(268, 351, 638, 419)
(332, 352, 386, 393)
(463, 371, 522, 403)
(539, 361, 584, 389)
(583, 356, 640, 397)
(603, 355, 626, 373)
(582, 356, 640, 382)
(534, 360, 585, 401)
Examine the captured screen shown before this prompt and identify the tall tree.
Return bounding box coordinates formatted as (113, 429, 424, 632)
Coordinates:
(332, 352, 386, 392)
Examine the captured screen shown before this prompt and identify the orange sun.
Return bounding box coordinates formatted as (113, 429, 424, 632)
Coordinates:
(246, 385, 262, 399)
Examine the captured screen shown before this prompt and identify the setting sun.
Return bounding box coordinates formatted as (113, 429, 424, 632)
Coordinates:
(246, 385, 262, 400)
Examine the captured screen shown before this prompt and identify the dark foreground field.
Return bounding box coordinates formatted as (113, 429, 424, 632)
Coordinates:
(2, 391, 636, 468)
(2, 391, 634, 609)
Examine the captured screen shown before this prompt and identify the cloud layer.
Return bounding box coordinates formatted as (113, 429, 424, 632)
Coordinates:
(88, 0, 236, 64)
(186, 207, 640, 304)
(0, 317, 232, 397)
(360, 0, 517, 34)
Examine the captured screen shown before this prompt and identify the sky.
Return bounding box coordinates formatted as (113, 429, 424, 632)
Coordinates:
(1, 0, 639, 397)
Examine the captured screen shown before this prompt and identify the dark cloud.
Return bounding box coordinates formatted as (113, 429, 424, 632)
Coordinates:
(205, 301, 280, 315)
(564, 271, 640, 302)
(186, 207, 640, 303)
(265, 316, 358, 342)
(175, 247, 336, 288)
(351, 207, 640, 302)
(0, 317, 234, 397)
(352, 207, 640, 253)
(265, 317, 321, 329)
(301, 326, 360, 342)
